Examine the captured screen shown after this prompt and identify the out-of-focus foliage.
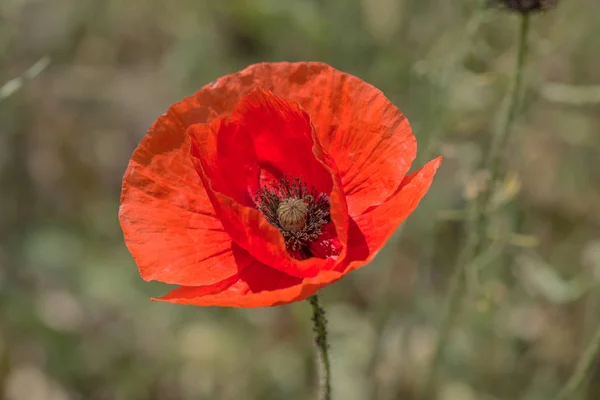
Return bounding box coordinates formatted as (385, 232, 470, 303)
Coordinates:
(1, 0, 600, 399)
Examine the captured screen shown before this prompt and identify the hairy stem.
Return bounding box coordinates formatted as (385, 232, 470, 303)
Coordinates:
(419, 12, 531, 399)
(309, 295, 331, 400)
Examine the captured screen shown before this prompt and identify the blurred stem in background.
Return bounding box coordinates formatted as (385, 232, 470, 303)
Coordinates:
(366, 3, 491, 398)
(309, 295, 331, 400)
(420, 11, 532, 399)
(577, 266, 600, 400)
(0, 57, 50, 101)
(0, 60, 49, 287)
(555, 323, 600, 400)
(554, 271, 600, 400)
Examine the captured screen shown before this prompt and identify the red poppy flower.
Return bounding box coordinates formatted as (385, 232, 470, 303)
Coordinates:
(119, 62, 441, 308)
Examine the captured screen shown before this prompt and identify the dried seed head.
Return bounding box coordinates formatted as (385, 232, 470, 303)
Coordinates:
(277, 198, 308, 232)
(489, 0, 557, 13)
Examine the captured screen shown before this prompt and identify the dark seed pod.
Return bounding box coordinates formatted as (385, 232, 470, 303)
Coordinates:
(489, 0, 558, 13)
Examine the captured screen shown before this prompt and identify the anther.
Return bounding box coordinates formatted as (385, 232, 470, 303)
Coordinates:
(255, 175, 332, 257)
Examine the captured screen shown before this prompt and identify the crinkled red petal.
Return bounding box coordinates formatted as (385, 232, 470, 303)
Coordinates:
(186, 62, 417, 217)
(154, 259, 344, 308)
(339, 157, 442, 272)
(185, 117, 260, 207)
(233, 88, 334, 194)
(119, 107, 245, 286)
(188, 89, 349, 278)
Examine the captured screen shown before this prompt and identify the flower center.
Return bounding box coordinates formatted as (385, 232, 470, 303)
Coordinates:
(277, 198, 308, 232)
(255, 176, 331, 258)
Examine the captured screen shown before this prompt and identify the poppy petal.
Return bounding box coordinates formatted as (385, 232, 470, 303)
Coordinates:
(233, 88, 333, 194)
(283, 64, 417, 218)
(185, 117, 260, 207)
(188, 91, 349, 278)
(189, 124, 339, 279)
(154, 260, 344, 308)
(189, 62, 416, 217)
(340, 157, 442, 272)
(119, 103, 244, 286)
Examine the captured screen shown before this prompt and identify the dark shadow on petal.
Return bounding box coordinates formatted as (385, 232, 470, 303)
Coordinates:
(335, 217, 369, 272)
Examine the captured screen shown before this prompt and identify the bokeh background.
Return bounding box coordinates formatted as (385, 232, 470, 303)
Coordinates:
(2, 0, 600, 399)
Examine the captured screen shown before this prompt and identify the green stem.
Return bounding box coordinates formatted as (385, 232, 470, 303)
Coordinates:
(418, 199, 479, 400)
(486, 12, 530, 195)
(309, 295, 331, 400)
(419, 12, 531, 400)
(554, 323, 600, 400)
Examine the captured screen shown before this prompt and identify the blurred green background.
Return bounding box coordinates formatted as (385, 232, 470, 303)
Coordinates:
(2, 0, 600, 399)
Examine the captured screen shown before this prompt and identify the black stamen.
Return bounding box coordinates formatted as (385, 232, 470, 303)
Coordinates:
(255, 175, 331, 258)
